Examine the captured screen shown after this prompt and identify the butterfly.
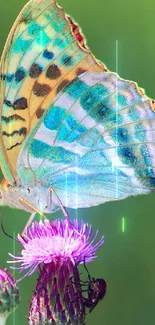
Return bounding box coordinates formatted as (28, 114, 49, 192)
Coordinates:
(0, 0, 155, 231)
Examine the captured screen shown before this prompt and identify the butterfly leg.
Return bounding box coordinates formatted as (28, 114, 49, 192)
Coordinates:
(19, 197, 47, 235)
(22, 211, 36, 236)
(19, 197, 44, 217)
(47, 187, 69, 220)
(48, 187, 85, 240)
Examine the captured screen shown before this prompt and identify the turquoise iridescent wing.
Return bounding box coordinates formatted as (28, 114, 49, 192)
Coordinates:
(17, 72, 155, 208)
(0, 0, 105, 185)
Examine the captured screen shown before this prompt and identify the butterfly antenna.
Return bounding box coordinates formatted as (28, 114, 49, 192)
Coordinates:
(0, 215, 17, 241)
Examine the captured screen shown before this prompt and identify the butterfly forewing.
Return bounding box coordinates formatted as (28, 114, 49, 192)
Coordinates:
(0, 0, 106, 185)
(17, 72, 155, 209)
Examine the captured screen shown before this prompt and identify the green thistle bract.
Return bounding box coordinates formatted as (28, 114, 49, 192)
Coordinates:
(0, 269, 19, 321)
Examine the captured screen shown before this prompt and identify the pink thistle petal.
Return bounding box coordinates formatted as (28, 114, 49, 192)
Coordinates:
(8, 219, 104, 281)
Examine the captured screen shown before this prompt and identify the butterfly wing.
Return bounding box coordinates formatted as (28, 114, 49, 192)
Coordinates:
(17, 71, 155, 208)
(0, 0, 106, 185)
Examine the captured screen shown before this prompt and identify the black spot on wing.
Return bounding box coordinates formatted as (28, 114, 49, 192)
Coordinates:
(4, 127, 27, 151)
(43, 49, 54, 60)
(15, 68, 26, 83)
(4, 99, 12, 107)
(13, 97, 28, 110)
(7, 141, 24, 151)
(62, 54, 73, 66)
(2, 127, 27, 137)
(56, 79, 70, 94)
(4, 97, 28, 110)
(118, 147, 138, 165)
(0, 74, 6, 81)
(29, 63, 42, 78)
(6, 74, 14, 82)
(2, 114, 25, 123)
(33, 82, 51, 97)
(36, 107, 45, 118)
(0, 74, 14, 82)
(46, 64, 61, 79)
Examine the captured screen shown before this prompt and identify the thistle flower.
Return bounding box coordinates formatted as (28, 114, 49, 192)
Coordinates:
(0, 269, 19, 325)
(8, 219, 104, 325)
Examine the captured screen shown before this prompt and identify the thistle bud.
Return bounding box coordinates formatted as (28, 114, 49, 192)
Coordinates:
(0, 269, 19, 324)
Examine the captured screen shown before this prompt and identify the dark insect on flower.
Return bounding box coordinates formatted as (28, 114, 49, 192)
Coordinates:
(81, 260, 107, 313)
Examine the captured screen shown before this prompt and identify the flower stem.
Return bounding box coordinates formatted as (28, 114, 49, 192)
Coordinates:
(0, 316, 6, 325)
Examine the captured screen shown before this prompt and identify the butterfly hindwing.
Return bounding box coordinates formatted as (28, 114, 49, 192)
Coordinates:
(17, 71, 155, 208)
(0, 0, 106, 185)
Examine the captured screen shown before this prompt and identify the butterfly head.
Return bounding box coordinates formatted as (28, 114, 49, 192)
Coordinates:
(0, 178, 22, 209)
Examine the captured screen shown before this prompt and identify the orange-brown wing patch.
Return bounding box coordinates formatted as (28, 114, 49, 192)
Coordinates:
(0, 0, 106, 183)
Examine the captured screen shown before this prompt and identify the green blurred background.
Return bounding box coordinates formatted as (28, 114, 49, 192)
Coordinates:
(0, 0, 155, 324)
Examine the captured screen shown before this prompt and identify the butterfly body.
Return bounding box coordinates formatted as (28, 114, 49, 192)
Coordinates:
(0, 181, 59, 213)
